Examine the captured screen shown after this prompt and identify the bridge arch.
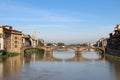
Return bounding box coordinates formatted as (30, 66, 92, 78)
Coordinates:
(65, 46, 91, 52)
(44, 50, 105, 62)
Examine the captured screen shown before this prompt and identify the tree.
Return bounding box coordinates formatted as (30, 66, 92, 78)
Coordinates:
(47, 43, 53, 46)
(38, 41, 44, 46)
(57, 42, 65, 46)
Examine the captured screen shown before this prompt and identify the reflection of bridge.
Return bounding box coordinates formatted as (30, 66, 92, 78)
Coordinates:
(21, 46, 91, 53)
(27, 50, 105, 62)
(22, 45, 106, 62)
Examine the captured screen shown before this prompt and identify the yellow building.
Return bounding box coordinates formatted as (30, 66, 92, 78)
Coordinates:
(22, 34, 32, 47)
(0, 25, 22, 53)
(114, 24, 120, 31)
(31, 35, 38, 47)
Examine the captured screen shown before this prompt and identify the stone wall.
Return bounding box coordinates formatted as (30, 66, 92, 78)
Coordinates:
(106, 48, 120, 56)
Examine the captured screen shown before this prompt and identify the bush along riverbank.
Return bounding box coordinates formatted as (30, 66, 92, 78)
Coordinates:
(25, 49, 44, 54)
(95, 48, 120, 62)
(0, 52, 19, 58)
(95, 48, 103, 54)
(24, 49, 44, 59)
(105, 53, 120, 62)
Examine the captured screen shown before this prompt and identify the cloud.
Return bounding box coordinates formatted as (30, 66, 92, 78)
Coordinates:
(0, 3, 83, 23)
(0, 17, 82, 22)
(0, 2, 114, 43)
(16, 24, 68, 30)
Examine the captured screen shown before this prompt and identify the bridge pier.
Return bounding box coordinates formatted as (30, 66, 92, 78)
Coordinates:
(44, 51, 53, 61)
(45, 46, 52, 52)
(74, 51, 85, 61)
(75, 51, 82, 57)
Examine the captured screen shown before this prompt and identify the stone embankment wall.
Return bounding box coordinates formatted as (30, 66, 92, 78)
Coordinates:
(106, 48, 120, 56)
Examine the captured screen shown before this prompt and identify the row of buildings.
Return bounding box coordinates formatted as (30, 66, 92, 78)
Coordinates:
(95, 24, 120, 56)
(0, 25, 39, 53)
(106, 24, 120, 56)
(95, 38, 107, 48)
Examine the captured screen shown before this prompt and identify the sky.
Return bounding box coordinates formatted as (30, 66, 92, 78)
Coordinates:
(0, 0, 120, 44)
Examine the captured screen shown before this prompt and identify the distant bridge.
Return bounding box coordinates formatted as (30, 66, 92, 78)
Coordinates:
(21, 46, 91, 53)
(24, 50, 105, 62)
(22, 46, 105, 62)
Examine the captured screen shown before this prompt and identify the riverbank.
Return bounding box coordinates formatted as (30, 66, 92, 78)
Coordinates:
(25, 49, 44, 54)
(95, 48, 120, 62)
(0, 52, 19, 58)
(105, 53, 120, 62)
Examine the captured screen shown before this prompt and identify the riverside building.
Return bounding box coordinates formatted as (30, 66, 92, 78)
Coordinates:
(0, 25, 22, 53)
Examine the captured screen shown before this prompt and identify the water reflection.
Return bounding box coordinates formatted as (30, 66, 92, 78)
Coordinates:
(52, 49, 75, 60)
(44, 49, 105, 62)
(114, 63, 120, 80)
(0, 55, 23, 79)
(23, 49, 105, 62)
(0, 49, 119, 80)
(24, 53, 44, 64)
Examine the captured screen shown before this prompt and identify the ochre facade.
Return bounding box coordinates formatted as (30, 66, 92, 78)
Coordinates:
(0, 25, 22, 53)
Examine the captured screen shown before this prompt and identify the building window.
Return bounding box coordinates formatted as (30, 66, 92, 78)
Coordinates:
(15, 45, 17, 48)
(15, 41, 17, 43)
(15, 37, 17, 39)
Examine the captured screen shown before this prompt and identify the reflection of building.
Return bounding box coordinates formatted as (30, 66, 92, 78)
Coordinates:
(3, 56, 23, 76)
(0, 56, 23, 78)
(0, 25, 22, 53)
(0, 63, 3, 78)
(114, 63, 120, 80)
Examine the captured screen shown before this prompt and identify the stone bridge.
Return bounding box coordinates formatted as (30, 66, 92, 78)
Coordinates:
(22, 46, 105, 62)
(65, 46, 90, 52)
(25, 51, 105, 62)
(21, 46, 91, 53)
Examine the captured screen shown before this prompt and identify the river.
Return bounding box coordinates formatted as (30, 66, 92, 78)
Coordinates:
(0, 48, 120, 80)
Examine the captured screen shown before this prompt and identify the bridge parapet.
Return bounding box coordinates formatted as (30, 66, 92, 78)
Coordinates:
(21, 46, 91, 54)
(66, 46, 90, 52)
(21, 46, 59, 53)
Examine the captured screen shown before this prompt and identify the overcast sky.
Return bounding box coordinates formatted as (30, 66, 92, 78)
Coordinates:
(0, 0, 120, 44)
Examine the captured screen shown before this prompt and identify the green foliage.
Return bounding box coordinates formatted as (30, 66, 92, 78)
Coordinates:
(25, 49, 44, 54)
(57, 42, 65, 46)
(95, 48, 103, 53)
(25, 49, 44, 59)
(69, 43, 87, 46)
(35, 52, 44, 59)
(47, 43, 53, 46)
(38, 41, 44, 46)
(0, 52, 19, 58)
(105, 54, 120, 60)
